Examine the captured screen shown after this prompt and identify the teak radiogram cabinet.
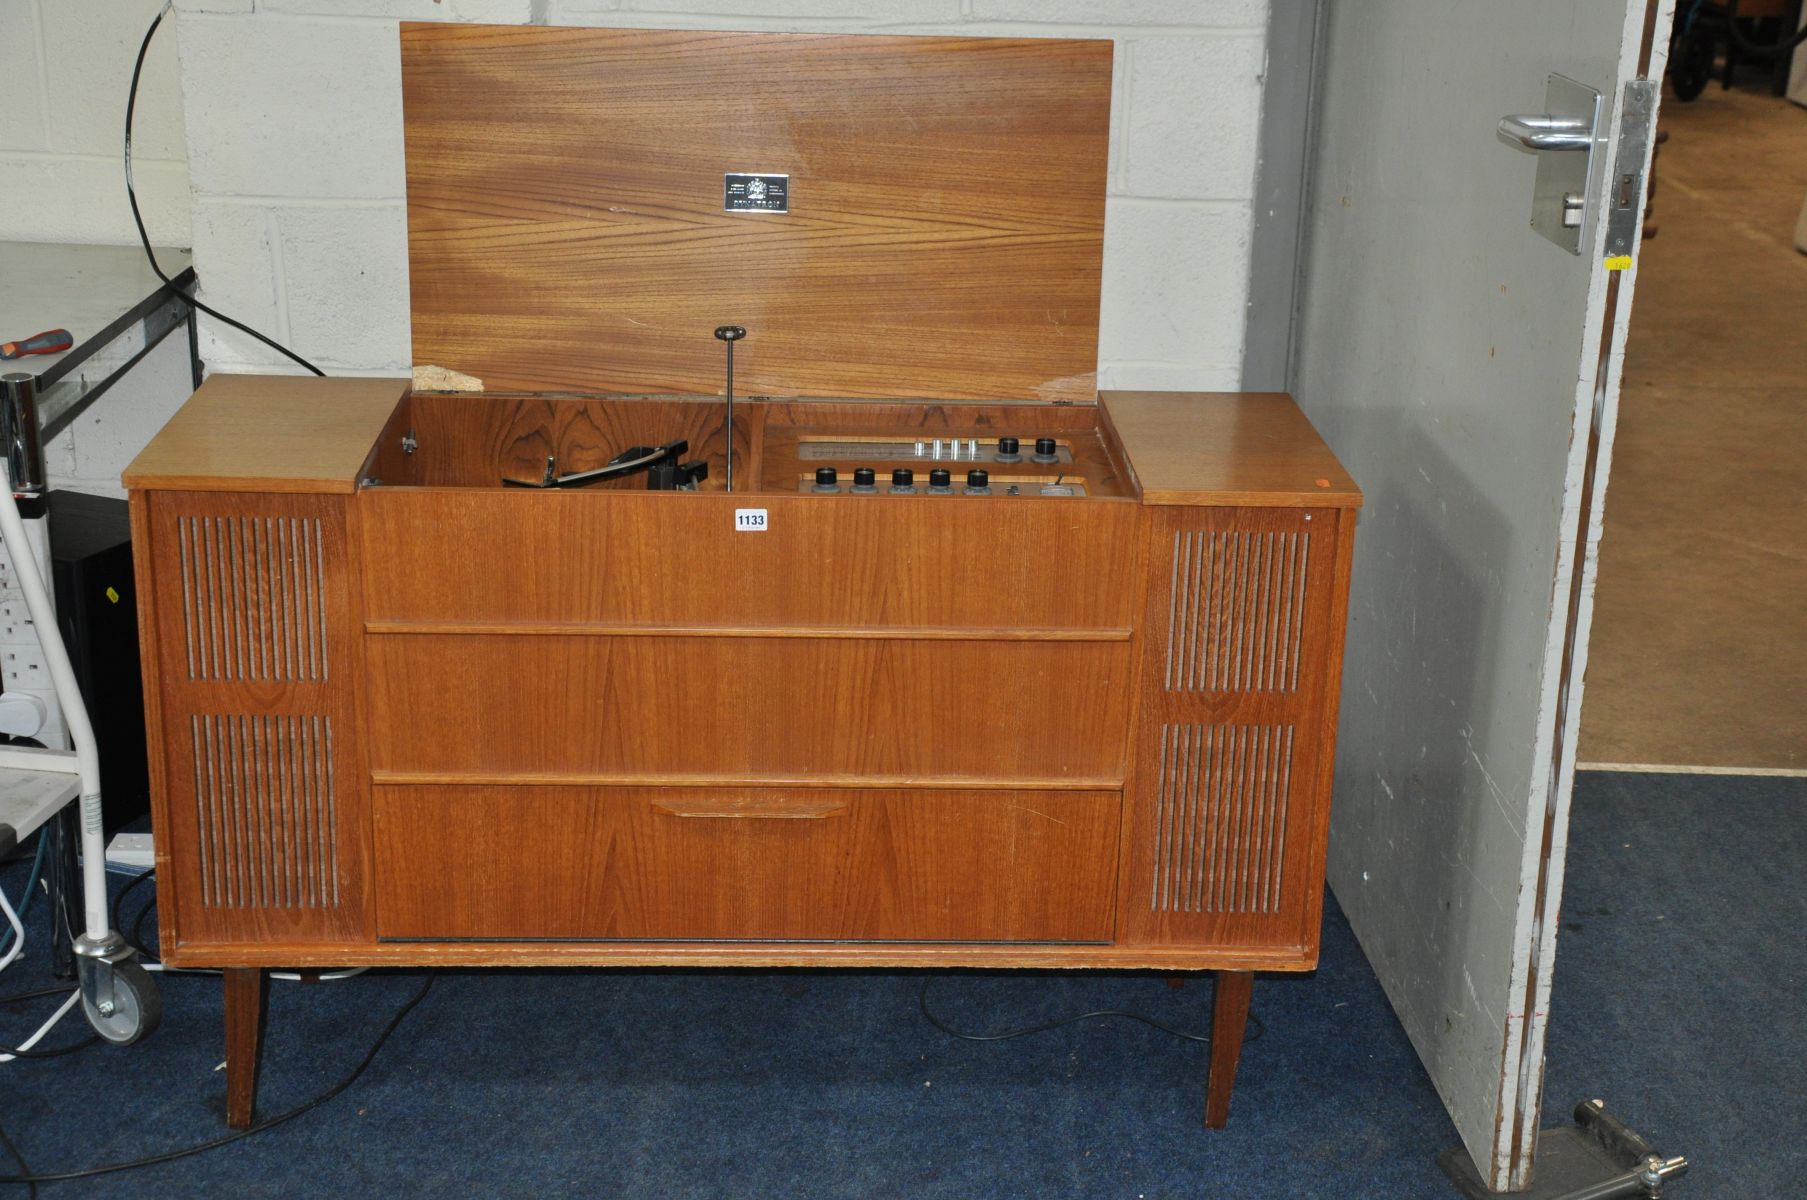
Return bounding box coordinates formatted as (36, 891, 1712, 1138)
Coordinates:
(124, 24, 1361, 1129)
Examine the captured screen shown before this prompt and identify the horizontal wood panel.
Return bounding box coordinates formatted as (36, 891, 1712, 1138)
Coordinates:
(402, 25, 1109, 400)
(365, 634, 1132, 780)
(370, 771, 1121, 790)
(124, 375, 406, 494)
(357, 489, 1140, 629)
(163, 938, 1316, 973)
(1099, 392, 1362, 509)
(372, 786, 1119, 942)
(363, 621, 1129, 641)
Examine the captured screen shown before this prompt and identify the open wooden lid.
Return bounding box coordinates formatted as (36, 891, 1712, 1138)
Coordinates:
(401, 25, 1111, 403)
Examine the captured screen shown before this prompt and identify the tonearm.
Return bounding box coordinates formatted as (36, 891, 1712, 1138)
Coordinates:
(501, 439, 708, 490)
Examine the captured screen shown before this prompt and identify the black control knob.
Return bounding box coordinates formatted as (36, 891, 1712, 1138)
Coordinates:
(928, 468, 952, 488)
(965, 468, 990, 490)
(891, 468, 914, 488)
(853, 467, 876, 487)
(997, 437, 1019, 456)
(814, 466, 838, 491)
(1033, 437, 1058, 461)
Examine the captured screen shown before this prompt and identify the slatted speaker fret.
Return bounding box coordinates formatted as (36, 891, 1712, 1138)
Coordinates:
(1151, 723, 1294, 914)
(176, 515, 330, 682)
(190, 713, 339, 909)
(1165, 529, 1310, 693)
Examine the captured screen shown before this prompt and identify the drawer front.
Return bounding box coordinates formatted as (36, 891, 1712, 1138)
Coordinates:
(364, 634, 1132, 786)
(372, 786, 1119, 942)
(358, 489, 1140, 631)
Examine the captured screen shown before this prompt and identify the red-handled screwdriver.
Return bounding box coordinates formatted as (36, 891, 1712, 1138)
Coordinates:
(0, 329, 74, 360)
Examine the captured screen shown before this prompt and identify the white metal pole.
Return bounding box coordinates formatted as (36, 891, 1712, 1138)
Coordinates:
(0, 463, 106, 937)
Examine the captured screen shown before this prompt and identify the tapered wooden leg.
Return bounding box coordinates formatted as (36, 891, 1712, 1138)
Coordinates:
(224, 968, 266, 1130)
(1203, 969, 1253, 1129)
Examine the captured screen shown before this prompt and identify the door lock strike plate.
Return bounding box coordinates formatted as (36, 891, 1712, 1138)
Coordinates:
(1602, 80, 1657, 259)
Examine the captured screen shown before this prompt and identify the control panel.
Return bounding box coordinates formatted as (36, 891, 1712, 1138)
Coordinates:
(792, 436, 1087, 497)
(796, 435, 1073, 466)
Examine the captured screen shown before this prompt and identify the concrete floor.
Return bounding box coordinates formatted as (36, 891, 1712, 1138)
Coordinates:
(1577, 80, 1807, 771)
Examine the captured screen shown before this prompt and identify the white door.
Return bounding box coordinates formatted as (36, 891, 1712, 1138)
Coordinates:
(1290, 1, 1671, 1190)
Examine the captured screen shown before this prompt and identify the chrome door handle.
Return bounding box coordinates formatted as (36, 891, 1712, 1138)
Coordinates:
(1497, 114, 1594, 152)
(1498, 75, 1604, 254)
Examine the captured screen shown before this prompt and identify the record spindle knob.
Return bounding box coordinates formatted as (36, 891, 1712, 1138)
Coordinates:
(714, 326, 746, 341)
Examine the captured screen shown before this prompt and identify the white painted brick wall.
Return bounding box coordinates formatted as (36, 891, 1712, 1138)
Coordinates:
(0, 0, 190, 246)
(170, 1, 1268, 390)
(0, 0, 193, 496)
(43, 335, 196, 500)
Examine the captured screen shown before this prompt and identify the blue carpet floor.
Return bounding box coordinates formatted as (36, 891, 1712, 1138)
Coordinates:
(1537, 770, 1807, 1199)
(0, 770, 1798, 1197)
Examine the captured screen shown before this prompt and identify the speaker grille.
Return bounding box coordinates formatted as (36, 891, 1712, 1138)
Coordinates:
(1165, 529, 1310, 693)
(1151, 723, 1294, 914)
(176, 515, 329, 682)
(190, 713, 339, 909)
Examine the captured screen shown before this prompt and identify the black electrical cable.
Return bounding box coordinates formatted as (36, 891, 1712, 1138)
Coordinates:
(0, 974, 432, 1188)
(0, 987, 76, 1008)
(0, 1120, 35, 1200)
(109, 867, 156, 953)
(918, 975, 1264, 1045)
(127, 2, 324, 376)
(112, 868, 162, 963)
(0, 1031, 100, 1061)
(128, 897, 157, 963)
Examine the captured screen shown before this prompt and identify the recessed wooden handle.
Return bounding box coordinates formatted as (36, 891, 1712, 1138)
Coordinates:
(652, 796, 847, 820)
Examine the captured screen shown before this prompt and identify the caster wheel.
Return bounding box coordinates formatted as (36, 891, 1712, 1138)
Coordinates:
(82, 960, 163, 1046)
(1669, 30, 1714, 101)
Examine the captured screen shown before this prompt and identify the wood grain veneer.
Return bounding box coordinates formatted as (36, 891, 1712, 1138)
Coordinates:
(123, 375, 409, 494)
(1114, 506, 1356, 957)
(133, 16, 1361, 1131)
(363, 634, 1132, 782)
(130, 390, 1362, 966)
(135, 490, 372, 948)
(1100, 391, 1363, 508)
(357, 489, 1141, 629)
(372, 786, 1119, 943)
(405, 393, 751, 490)
(401, 25, 1110, 401)
(169, 939, 1319, 972)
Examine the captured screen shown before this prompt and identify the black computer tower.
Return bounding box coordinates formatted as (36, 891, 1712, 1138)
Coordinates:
(48, 490, 150, 835)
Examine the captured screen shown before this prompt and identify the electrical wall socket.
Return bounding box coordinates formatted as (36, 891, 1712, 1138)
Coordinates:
(2, 644, 50, 691)
(0, 530, 66, 750)
(106, 832, 155, 872)
(0, 598, 36, 643)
